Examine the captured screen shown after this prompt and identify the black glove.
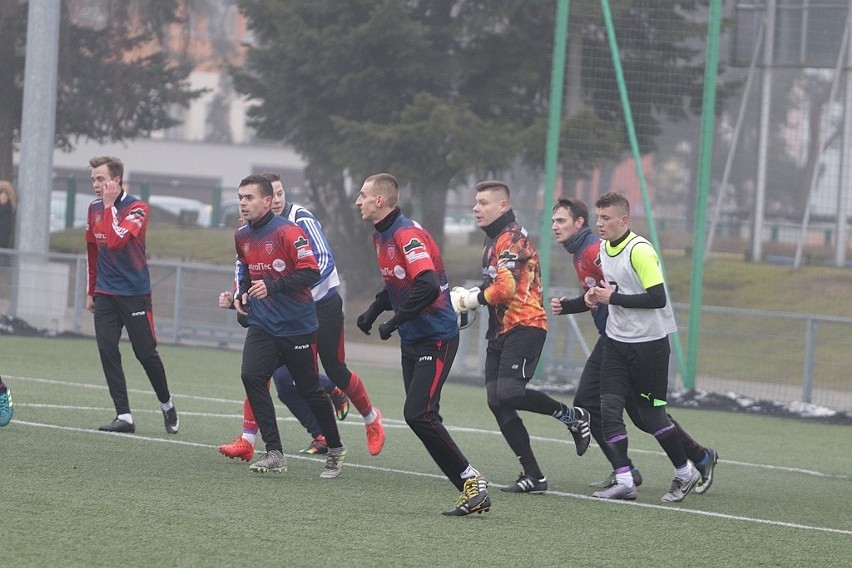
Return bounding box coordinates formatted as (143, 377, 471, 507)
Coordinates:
(357, 304, 382, 335)
(378, 320, 397, 341)
(235, 292, 250, 328)
(237, 312, 250, 328)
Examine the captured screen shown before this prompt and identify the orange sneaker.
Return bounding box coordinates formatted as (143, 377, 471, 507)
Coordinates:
(365, 408, 385, 456)
(218, 436, 255, 462)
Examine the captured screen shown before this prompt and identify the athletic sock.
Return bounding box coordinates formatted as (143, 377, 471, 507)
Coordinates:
(242, 432, 257, 445)
(363, 409, 378, 425)
(160, 399, 174, 412)
(242, 398, 258, 431)
(343, 372, 373, 417)
(675, 462, 694, 480)
(460, 465, 480, 479)
(615, 467, 636, 489)
(118, 413, 133, 424)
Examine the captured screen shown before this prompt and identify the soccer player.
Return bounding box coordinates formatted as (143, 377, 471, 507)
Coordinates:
(0, 375, 13, 426)
(586, 191, 703, 502)
(233, 174, 345, 477)
(217, 288, 350, 456)
(451, 181, 591, 495)
(86, 156, 179, 434)
(219, 172, 382, 459)
(218, 172, 384, 460)
(550, 197, 718, 496)
(355, 173, 490, 516)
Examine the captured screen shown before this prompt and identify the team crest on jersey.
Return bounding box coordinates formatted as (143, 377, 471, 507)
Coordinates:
(402, 238, 425, 253)
(95, 214, 102, 224)
(294, 235, 313, 259)
(242, 243, 250, 255)
(403, 237, 428, 263)
(265, 241, 274, 255)
(387, 243, 396, 260)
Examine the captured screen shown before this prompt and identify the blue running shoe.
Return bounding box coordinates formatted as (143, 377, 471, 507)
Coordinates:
(694, 448, 718, 495)
(0, 386, 13, 427)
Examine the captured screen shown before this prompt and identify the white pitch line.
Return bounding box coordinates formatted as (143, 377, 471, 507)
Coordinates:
(8, 374, 850, 480)
(9, 418, 852, 537)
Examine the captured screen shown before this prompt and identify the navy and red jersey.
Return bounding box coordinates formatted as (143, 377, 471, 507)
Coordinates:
(570, 230, 609, 334)
(235, 214, 319, 337)
(85, 192, 151, 296)
(373, 212, 457, 342)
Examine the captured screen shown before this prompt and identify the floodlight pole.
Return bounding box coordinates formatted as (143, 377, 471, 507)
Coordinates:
(752, 0, 777, 262)
(10, 0, 60, 318)
(16, 0, 60, 258)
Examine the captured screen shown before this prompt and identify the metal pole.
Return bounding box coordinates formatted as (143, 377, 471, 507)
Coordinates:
(65, 177, 77, 230)
(535, 0, 569, 378)
(835, 8, 852, 267)
(539, 0, 570, 294)
(15, 0, 61, 258)
(752, 0, 777, 262)
(685, 0, 723, 390)
(802, 318, 815, 404)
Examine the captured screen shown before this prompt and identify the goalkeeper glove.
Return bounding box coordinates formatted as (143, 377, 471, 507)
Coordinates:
(450, 286, 481, 314)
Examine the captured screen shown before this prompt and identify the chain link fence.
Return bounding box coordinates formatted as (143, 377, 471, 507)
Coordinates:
(1, 249, 849, 413)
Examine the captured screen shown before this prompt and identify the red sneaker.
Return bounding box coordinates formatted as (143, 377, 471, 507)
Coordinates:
(218, 436, 255, 462)
(365, 408, 385, 456)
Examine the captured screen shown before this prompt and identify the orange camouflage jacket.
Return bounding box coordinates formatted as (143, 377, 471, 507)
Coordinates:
(480, 211, 548, 339)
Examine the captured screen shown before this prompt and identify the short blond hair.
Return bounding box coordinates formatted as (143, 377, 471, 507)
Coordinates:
(364, 173, 399, 208)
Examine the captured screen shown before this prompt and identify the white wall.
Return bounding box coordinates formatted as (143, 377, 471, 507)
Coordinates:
(46, 137, 306, 191)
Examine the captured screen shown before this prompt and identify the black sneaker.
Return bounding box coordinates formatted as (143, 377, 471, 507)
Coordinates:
(99, 417, 135, 434)
(694, 448, 718, 495)
(500, 473, 548, 494)
(442, 476, 491, 516)
(163, 405, 179, 434)
(569, 407, 592, 456)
